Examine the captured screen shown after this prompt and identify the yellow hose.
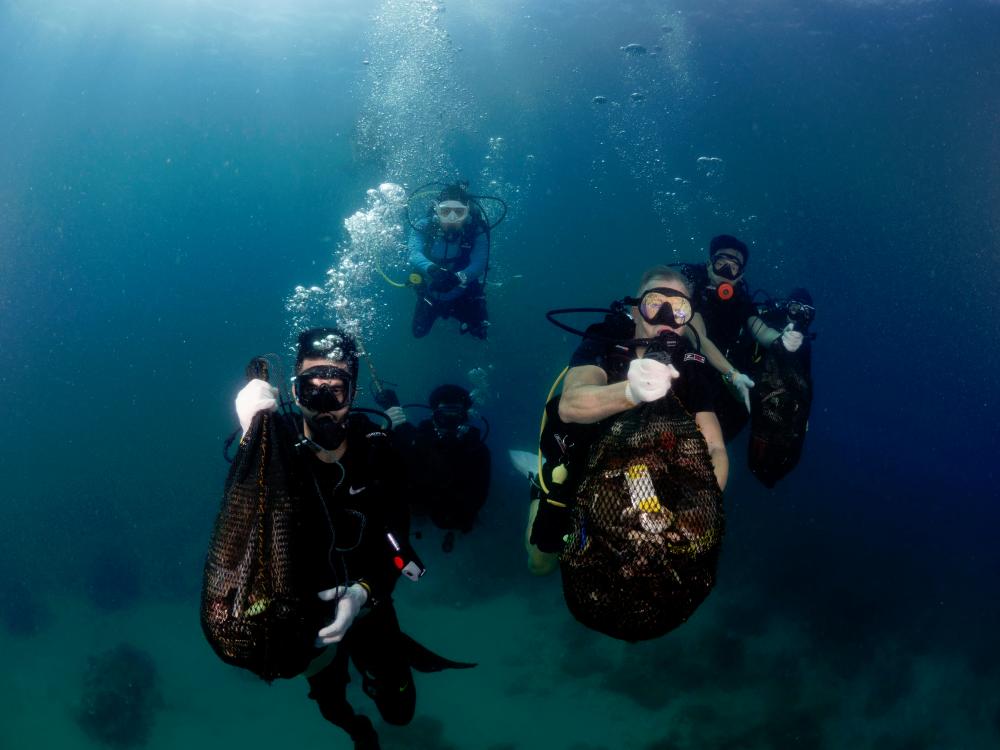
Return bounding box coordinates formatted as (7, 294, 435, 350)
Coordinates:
(537, 367, 569, 495)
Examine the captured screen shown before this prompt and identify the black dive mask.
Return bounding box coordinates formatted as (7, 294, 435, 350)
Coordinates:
(786, 300, 816, 330)
(432, 403, 468, 431)
(293, 365, 354, 413)
(304, 414, 349, 451)
(712, 254, 743, 281)
(624, 288, 693, 327)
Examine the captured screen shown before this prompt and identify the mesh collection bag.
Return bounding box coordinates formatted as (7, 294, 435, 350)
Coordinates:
(560, 394, 725, 642)
(200, 388, 322, 681)
(748, 344, 812, 488)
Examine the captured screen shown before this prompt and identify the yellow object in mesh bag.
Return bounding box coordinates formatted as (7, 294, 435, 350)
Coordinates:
(624, 464, 662, 513)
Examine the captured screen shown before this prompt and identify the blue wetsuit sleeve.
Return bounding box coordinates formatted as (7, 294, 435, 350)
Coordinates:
(409, 219, 435, 272)
(458, 228, 489, 280)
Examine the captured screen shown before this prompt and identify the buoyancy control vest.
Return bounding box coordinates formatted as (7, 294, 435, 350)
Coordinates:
(421, 212, 490, 275)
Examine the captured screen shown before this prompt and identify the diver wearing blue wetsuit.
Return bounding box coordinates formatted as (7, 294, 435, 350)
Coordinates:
(408, 183, 490, 339)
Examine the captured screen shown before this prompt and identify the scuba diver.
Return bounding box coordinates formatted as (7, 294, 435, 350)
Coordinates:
(526, 266, 728, 641)
(407, 182, 492, 339)
(676, 234, 801, 441)
(746, 288, 815, 487)
(383, 384, 491, 553)
(228, 327, 474, 750)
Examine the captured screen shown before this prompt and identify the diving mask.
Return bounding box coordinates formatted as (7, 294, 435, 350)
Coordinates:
(786, 300, 815, 327)
(711, 252, 744, 281)
(433, 402, 468, 431)
(435, 201, 469, 222)
(293, 365, 354, 413)
(626, 288, 693, 328)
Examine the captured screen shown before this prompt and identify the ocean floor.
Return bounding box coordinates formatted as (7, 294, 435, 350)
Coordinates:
(2, 529, 997, 750)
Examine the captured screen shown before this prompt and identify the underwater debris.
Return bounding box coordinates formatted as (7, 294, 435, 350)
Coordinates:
(621, 43, 647, 56)
(75, 644, 162, 749)
(629, 91, 646, 103)
(591, 95, 608, 104)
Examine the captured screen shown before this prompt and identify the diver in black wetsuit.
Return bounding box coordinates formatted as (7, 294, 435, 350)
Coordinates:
(675, 234, 802, 441)
(386, 384, 491, 552)
(746, 288, 815, 487)
(526, 265, 728, 573)
(234, 327, 474, 750)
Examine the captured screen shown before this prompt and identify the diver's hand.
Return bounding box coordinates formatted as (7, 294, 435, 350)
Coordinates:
(625, 357, 680, 405)
(316, 584, 369, 646)
(731, 372, 755, 412)
(781, 323, 804, 353)
(386, 406, 407, 429)
(428, 265, 460, 293)
(235, 378, 279, 433)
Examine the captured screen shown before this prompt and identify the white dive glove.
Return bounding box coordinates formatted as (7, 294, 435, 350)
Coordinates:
(385, 406, 407, 429)
(625, 357, 681, 405)
(726, 371, 756, 412)
(235, 378, 279, 434)
(781, 323, 804, 353)
(315, 583, 369, 646)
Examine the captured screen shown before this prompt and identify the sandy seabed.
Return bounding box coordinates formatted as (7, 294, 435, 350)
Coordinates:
(2, 535, 997, 750)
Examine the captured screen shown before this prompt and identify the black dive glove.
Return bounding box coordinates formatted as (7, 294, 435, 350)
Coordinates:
(428, 265, 461, 293)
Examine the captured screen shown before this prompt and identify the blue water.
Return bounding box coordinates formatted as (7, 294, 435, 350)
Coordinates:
(2, 1, 998, 748)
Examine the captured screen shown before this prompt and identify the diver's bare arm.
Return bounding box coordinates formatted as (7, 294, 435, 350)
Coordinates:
(695, 411, 729, 491)
(747, 315, 782, 347)
(558, 365, 633, 424)
(691, 314, 736, 377)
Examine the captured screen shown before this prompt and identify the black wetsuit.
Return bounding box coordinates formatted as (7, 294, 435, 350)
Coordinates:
(393, 420, 491, 533)
(675, 263, 758, 440)
(292, 415, 415, 747)
(569, 312, 714, 413)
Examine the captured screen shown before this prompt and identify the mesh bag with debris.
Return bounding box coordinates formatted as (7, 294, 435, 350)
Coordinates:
(748, 343, 812, 488)
(560, 393, 725, 642)
(200, 370, 322, 681)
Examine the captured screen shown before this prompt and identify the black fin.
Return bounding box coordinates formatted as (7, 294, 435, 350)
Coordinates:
(402, 634, 476, 672)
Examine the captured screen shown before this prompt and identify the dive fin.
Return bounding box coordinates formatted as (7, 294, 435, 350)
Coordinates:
(508, 449, 538, 480)
(401, 633, 476, 672)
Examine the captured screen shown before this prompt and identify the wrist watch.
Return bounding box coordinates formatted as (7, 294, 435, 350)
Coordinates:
(355, 579, 376, 610)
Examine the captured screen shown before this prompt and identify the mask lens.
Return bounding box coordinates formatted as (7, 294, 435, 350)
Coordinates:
(787, 301, 815, 323)
(295, 366, 352, 412)
(433, 403, 467, 430)
(436, 202, 468, 221)
(712, 254, 743, 279)
(639, 289, 692, 326)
